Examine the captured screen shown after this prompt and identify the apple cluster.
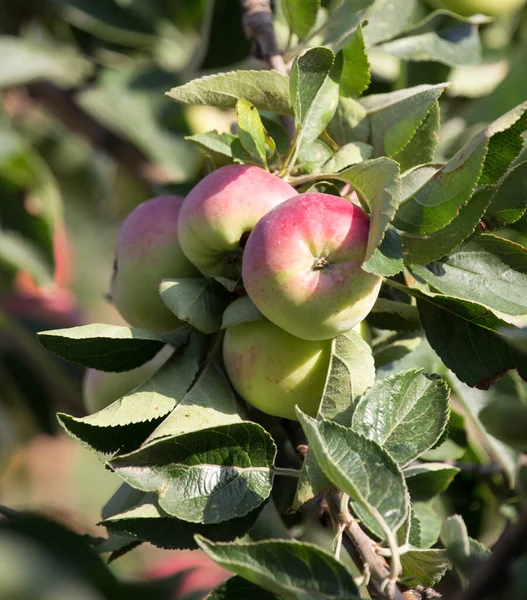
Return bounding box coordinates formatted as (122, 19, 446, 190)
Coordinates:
(102, 165, 381, 420)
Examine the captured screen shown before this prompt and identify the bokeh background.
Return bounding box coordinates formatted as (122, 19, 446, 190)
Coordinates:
(1, 0, 527, 597)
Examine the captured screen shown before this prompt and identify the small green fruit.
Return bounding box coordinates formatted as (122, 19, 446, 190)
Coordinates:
(223, 318, 331, 420)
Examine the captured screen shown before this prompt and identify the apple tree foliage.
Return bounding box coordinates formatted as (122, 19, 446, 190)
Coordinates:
(3, 0, 527, 598)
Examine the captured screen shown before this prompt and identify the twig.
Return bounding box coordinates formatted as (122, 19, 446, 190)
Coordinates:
(454, 504, 527, 600)
(240, 0, 288, 75)
(326, 490, 405, 600)
(239, 0, 295, 139)
(23, 82, 167, 186)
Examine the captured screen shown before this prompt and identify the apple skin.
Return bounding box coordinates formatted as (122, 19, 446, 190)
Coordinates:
(83, 346, 172, 413)
(242, 193, 382, 341)
(425, 0, 526, 16)
(111, 195, 200, 332)
(223, 318, 331, 420)
(177, 165, 297, 279)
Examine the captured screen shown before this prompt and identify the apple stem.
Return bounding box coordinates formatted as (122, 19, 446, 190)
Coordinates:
(313, 257, 329, 270)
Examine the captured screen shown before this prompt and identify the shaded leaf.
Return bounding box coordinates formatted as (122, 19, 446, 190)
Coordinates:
(196, 537, 360, 600)
(411, 234, 527, 316)
(484, 161, 527, 228)
(361, 83, 446, 158)
(38, 323, 171, 371)
(404, 463, 460, 502)
(236, 99, 270, 167)
(394, 101, 440, 172)
(400, 549, 452, 588)
(207, 576, 278, 600)
(282, 0, 320, 39)
(160, 279, 230, 334)
(221, 295, 263, 329)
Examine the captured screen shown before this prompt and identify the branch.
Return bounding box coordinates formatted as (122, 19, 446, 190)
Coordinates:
(326, 490, 405, 600)
(239, 0, 295, 138)
(454, 504, 527, 600)
(24, 82, 167, 186)
(240, 0, 288, 75)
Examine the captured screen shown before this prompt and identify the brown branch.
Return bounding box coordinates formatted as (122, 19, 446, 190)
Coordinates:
(240, 0, 289, 75)
(326, 490, 405, 600)
(23, 82, 167, 187)
(239, 0, 295, 139)
(454, 504, 527, 600)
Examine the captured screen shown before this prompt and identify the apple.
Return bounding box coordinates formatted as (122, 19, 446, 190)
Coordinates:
(223, 318, 330, 420)
(83, 346, 172, 413)
(242, 192, 382, 341)
(111, 195, 200, 332)
(177, 165, 297, 279)
(424, 0, 526, 16)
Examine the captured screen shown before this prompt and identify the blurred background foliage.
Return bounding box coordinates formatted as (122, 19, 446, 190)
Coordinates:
(1, 0, 527, 598)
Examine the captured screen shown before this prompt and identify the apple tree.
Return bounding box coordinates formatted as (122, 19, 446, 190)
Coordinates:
(2, 0, 527, 599)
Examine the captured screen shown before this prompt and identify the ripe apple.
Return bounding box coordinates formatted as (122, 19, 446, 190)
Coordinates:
(177, 165, 297, 279)
(111, 195, 200, 332)
(223, 318, 331, 420)
(424, 0, 526, 16)
(83, 346, 172, 413)
(242, 192, 382, 341)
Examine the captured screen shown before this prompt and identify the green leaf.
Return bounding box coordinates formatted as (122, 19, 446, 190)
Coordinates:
(207, 577, 278, 600)
(196, 537, 360, 600)
(363, 226, 404, 277)
(319, 330, 376, 424)
(236, 99, 270, 167)
(415, 292, 527, 388)
(362, 0, 421, 46)
(294, 330, 374, 509)
(394, 102, 527, 235)
(110, 422, 276, 524)
(440, 515, 490, 576)
(378, 12, 482, 67)
(352, 369, 450, 466)
(144, 361, 242, 442)
(290, 47, 340, 150)
(38, 324, 171, 371)
(0, 35, 91, 88)
(57, 343, 200, 456)
(160, 279, 230, 334)
(411, 234, 527, 316)
(327, 97, 369, 146)
(335, 158, 402, 264)
(185, 131, 245, 166)
(297, 412, 409, 538)
(401, 164, 442, 200)
(295, 140, 334, 175)
(320, 0, 373, 51)
(400, 549, 452, 588)
(167, 70, 293, 116)
(394, 101, 440, 172)
(404, 463, 460, 502)
(484, 161, 527, 228)
(339, 23, 370, 98)
(368, 299, 420, 332)
(322, 142, 373, 172)
(402, 186, 495, 265)
(282, 0, 320, 39)
(221, 295, 263, 329)
(361, 84, 446, 158)
(413, 501, 443, 548)
(102, 498, 262, 551)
